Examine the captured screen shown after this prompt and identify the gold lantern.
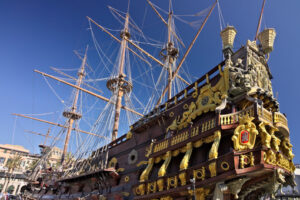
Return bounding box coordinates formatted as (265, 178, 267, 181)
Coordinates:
(220, 26, 237, 50)
(258, 28, 276, 54)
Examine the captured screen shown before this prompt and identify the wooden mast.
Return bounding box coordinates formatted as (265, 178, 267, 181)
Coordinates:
(61, 46, 88, 163)
(156, 0, 217, 106)
(255, 0, 266, 41)
(111, 14, 130, 141)
(167, 10, 173, 100)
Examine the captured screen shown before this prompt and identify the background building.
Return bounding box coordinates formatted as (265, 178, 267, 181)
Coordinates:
(0, 144, 63, 195)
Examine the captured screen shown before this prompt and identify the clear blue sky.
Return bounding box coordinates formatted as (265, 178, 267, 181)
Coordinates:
(0, 0, 299, 162)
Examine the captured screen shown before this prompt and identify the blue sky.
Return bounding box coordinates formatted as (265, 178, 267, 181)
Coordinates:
(0, 0, 299, 163)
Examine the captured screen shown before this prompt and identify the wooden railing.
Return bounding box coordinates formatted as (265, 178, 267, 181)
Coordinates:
(151, 118, 217, 155)
(220, 105, 255, 126)
(274, 112, 288, 126)
(257, 104, 273, 124)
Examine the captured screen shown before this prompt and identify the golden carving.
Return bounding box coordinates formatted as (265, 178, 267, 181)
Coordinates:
(122, 192, 130, 197)
(193, 139, 203, 148)
(167, 176, 178, 190)
(160, 196, 173, 200)
(147, 181, 157, 194)
(195, 188, 210, 200)
(265, 149, 276, 165)
(281, 138, 294, 160)
(166, 68, 228, 132)
(140, 158, 154, 182)
(116, 168, 125, 173)
(157, 178, 164, 192)
(221, 161, 230, 171)
(158, 151, 171, 177)
(169, 112, 174, 117)
(179, 172, 187, 186)
(271, 135, 281, 152)
(194, 167, 205, 181)
(108, 157, 117, 168)
(208, 130, 221, 160)
(250, 152, 255, 166)
(172, 149, 180, 157)
(155, 156, 162, 164)
(259, 122, 272, 148)
(183, 104, 189, 109)
(191, 126, 199, 137)
(136, 161, 148, 167)
(136, 184, 145, 196)
(145, 141, 154, 158)
(124, 176, 130, 182)
(201, 119, 216, 133)
(171, 131, 189, 146)
(126, 131, 132, 139)
(232, 115, 258, 151)
(154, 140, 169, 153)
(240, 155, 246, 169)
(209, 162, 217, 177)
(180, 142, 193, 170)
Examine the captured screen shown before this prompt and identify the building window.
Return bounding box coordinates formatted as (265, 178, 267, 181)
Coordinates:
(0, 184, 3, 192)
(0, 157, 5, 165)
(6, 185, 14, 194)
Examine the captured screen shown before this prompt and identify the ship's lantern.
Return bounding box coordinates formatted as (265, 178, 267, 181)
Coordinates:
(220, 26, 237, 50)
(258, 28, 276, 54)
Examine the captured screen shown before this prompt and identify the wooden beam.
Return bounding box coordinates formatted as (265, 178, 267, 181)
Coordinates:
(34, 69, 144, 117)
(255, 0, 266, 41)
(51, 67, 104, 95)
(12, 113, 107, 139)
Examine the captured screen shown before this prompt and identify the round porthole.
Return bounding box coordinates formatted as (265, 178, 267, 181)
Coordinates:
(128, 149, 138, 164)
(221, 161, 230, 171)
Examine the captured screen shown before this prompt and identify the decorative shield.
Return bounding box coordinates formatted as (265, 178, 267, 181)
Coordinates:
(240, 130, 249, 144)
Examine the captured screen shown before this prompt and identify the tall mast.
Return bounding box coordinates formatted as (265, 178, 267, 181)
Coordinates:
(61, 46, 88, 163)
(160, 2, 179, 101)
(167, 11, 173, 100)
(109, 14, 132, 141)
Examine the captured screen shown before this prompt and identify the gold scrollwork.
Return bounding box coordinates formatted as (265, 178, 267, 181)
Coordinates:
(183, 104, 189, 109)
(157, 178, 164, 192)
(140, 158, 154, 182)
(221, 161, 230, 171)
(108, 157, 117, 168)
(147, 181, 157, 194)
(179, 172, 187, 186)
(169, 112, 174, 118)
(193, 167, 205, 181)
(180, 142, 193, 170)
(124, 176, 130, 182)
(158, 151, 172, 177)
(166, 69, 228, 133)
(167, 176, 178, 190)
(136, 184, 145, 196)
(126, 131, 132, 139)
(209, 162, 217, 177)
(232, 115, 258, 151)
(208, 130, 221, 160)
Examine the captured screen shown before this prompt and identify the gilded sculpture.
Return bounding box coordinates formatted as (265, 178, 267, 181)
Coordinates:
(281, 138, 294, 160)
(259, 122, 272, 148)
(166, 66, 228, 132)
(208, 130, 221, 160)
(232, 115, 258, 151)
